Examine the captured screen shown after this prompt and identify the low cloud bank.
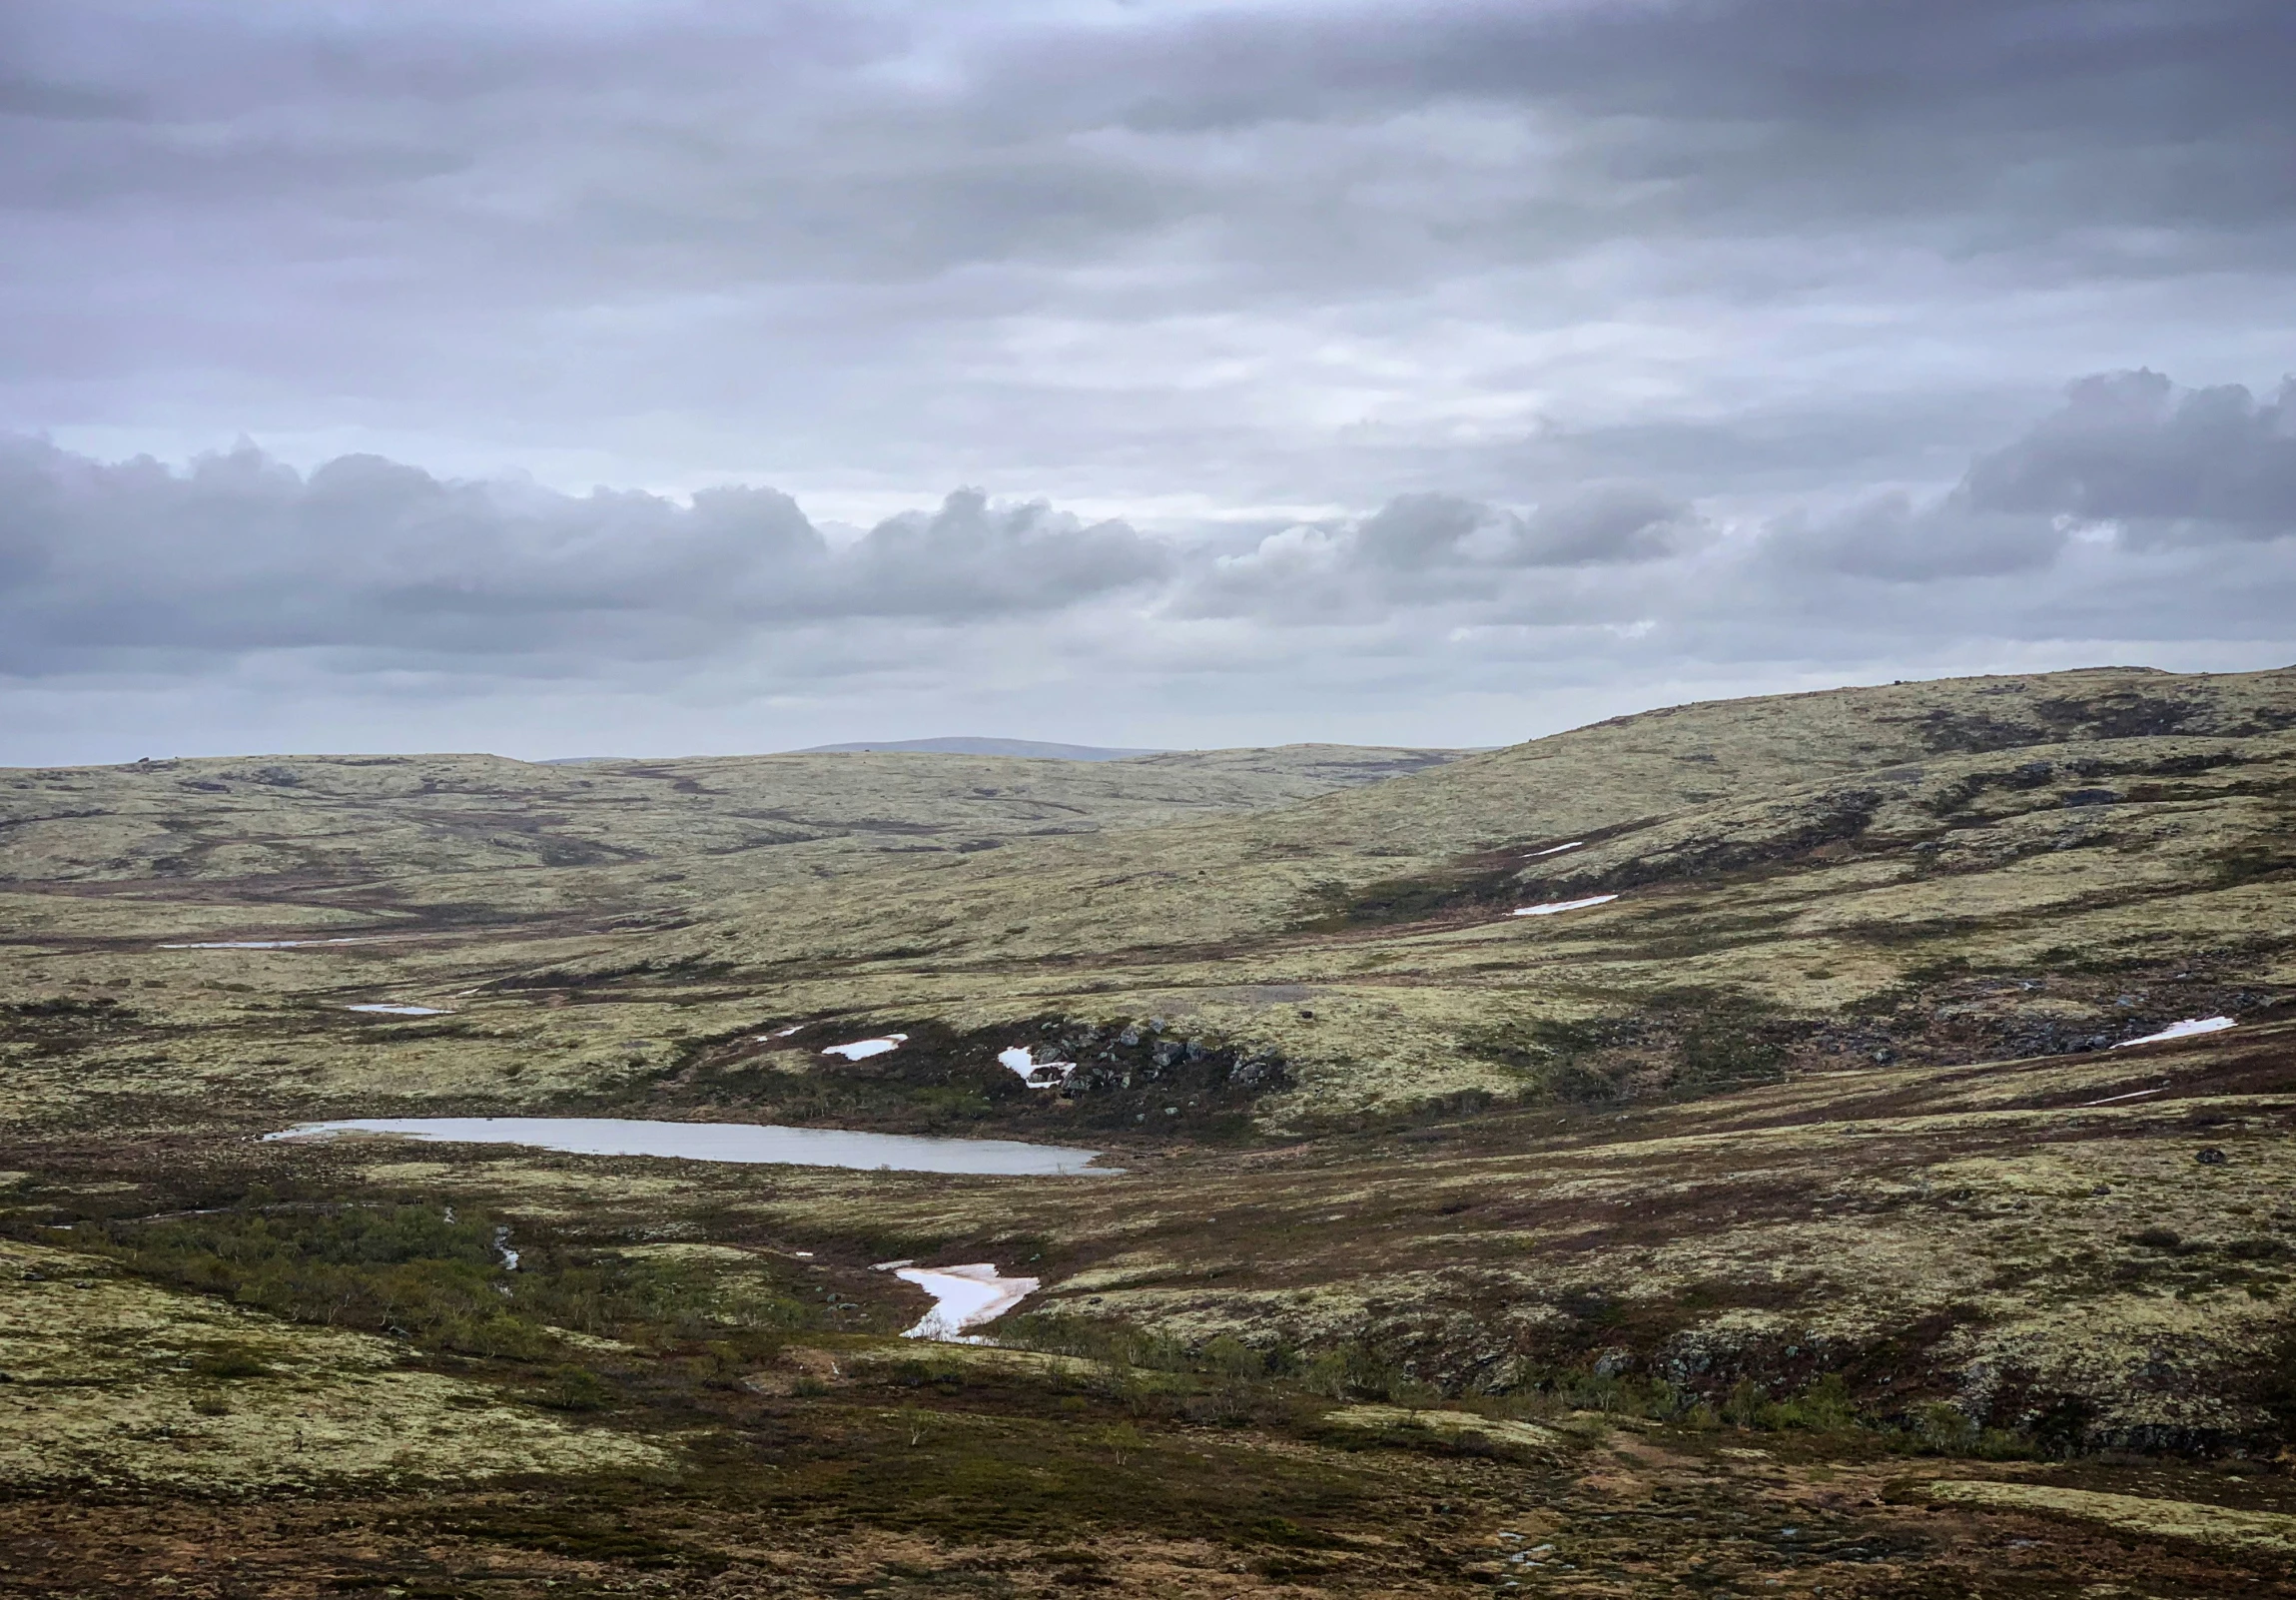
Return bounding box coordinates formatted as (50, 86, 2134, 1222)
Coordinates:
(0, 447, 1165, 672)
(3, 371, 2292, 685)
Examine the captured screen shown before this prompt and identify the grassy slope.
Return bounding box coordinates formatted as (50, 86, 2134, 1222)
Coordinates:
(5, 669, 2296, 1595)
(4, 666, 2290, 1127)
(0, 740, 1464, 897)
(628, 665, 2296, 1114)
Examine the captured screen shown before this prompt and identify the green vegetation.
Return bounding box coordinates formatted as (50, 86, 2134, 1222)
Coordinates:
(46, 1198, 833, 1359)
(5, 667, 2296, 1593)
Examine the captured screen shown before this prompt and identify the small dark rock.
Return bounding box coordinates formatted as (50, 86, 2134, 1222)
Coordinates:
(2195, 1147, 2229, 1167)
(2063, 788, 2119, 807)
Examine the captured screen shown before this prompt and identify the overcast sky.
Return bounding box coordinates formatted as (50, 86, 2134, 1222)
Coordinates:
(4, 0, 2293, 763)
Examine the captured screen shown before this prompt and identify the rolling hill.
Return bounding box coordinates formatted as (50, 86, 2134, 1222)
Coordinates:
(3, 666, 2294, 1596)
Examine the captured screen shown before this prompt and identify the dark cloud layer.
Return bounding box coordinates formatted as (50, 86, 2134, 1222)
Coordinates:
(1965, 372, 2296, 542)
(1769, 374, 2296, 583)
(0, 438, 1164, 673)
(4, 1, 2291, 513)
(4, 373, 2289, 690)
(1, 4, 2291, 756)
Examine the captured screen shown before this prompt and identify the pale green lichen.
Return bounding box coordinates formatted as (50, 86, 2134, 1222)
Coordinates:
(0, 1240, 668, 1492)
(1924, 1480, 2296, 1555)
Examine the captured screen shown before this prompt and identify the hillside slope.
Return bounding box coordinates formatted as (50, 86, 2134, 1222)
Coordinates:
(610, 665, 2295, 1116)
(5, 667, 2296, 1585)
(0, 741, 1459, 932)
(4, 668, 2288, 1130)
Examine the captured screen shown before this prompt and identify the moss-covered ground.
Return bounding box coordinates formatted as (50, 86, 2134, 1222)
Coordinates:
(5, 667, 2296, 1592)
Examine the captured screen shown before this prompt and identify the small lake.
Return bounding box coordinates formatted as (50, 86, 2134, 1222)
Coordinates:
(263, 1117, 1119, 1176)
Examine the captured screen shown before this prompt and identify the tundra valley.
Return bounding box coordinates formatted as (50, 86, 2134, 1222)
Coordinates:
(6, 664, 2296, 1597)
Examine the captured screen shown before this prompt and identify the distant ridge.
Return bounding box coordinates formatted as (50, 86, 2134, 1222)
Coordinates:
(790, 736, 1164, 761)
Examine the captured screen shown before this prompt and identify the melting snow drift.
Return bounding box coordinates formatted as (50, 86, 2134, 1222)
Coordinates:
(1512, 895, 1618, 917)
(823, 1034, 908, 1061)
(348, 1004, 450, 1016)
(2111, 1016, 2235, 1049)
(891, 1262, 1040, 1340)
(997, 1046, 1076, 1088)
(160, 937, 379, 950)
(1526, 841, 1585, 857)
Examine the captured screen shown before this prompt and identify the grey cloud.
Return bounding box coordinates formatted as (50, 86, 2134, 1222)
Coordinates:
(1340, 483, 1708, 575)
(843, 488, 1173, 613)
(999, 0, 2296, 271)
(0, 437, 1166, 675)
(1352, 494, 1503, 570)
(6, 369, 2289, 690)
(0, 0, 2289, 536)
(1754, 367, 2296, 580)
(1351, 485, 1694, 575)
(1963, 370, 2296, 542)
(1178, 482, 1697, 621)
(4, 363, 2296, 764)
(1760, 492, 2066, 583)
(1763, 370, 2296, 583)
(1519, 484, 1697, 566)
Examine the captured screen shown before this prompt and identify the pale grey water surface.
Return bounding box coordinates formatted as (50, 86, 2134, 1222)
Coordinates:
(263, 1117, 1118, 1176)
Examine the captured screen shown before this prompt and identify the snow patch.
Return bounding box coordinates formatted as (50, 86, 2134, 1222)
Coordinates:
(1511, 895, 1618, 917)
(998, 1046, 1076, 1089)
(887, 1262, 1040, 1340)
(2110, 1016, 2235, 1049)
(823, 1033, 908, 1061)
(160, 937, 377, 950)
(1526, 841, 1584, 857)
(348, 1004, 450, 1016)
(2078, 1087, 2165, 1107)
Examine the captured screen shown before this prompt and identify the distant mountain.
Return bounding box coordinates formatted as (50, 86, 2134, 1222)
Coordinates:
(789, 736, 1164, 761)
